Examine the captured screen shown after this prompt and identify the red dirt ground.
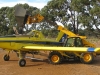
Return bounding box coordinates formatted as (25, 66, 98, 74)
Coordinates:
(0, 41, 100, 75)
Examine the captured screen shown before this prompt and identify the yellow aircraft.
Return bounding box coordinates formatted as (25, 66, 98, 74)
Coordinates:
(1, 5, 100, 67)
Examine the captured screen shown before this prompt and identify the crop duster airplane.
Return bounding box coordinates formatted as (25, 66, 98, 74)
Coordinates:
(1, 5, 100, 67)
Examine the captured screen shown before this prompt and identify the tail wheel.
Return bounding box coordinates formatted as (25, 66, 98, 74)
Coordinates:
(80, 53, 94, 64)
(3, 54, 10, 61)
(48, 51, 63, 65)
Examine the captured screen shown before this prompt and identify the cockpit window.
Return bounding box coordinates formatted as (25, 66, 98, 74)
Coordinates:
(66, 38, 75, 47)
(65, 37, 83, 47)
(76, 38, 83, 47)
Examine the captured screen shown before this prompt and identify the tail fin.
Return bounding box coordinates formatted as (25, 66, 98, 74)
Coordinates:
(56, 31, 67, 43)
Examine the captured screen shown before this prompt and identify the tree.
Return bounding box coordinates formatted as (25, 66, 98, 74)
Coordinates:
(41, 0, 100, 37)
(40, 0, 73, 37)
(0, 3, 39, 35)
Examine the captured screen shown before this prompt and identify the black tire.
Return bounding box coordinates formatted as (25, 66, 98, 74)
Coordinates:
(80, 53, 94, 64)
(18, 59, 26, 67)
(3, 54, 10, 61)
(48, 51, 63, 65)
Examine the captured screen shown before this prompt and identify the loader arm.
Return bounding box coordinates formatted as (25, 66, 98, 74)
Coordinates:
(26, 14, 44, 24)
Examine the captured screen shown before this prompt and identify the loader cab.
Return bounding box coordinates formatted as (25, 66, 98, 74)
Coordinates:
(65, 37, 83, 47)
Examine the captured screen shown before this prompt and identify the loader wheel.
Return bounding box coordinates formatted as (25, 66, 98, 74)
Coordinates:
(18, 59, 26, 67)
(3, 54, 10, 61)
(48, 51, 63, 65)
(80, 53, 94, 64)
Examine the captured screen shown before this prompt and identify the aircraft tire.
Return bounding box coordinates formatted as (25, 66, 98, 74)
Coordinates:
(18, 59, 26, 67)
(48, 51, 63, 65)
(4, 54, 10, 61)
(80, 53, 94, 64)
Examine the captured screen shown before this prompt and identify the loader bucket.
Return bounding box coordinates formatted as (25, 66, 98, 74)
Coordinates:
(15, 5, 26, 17)
(15, 5, 29, 26)
(15, 5, 44, 26)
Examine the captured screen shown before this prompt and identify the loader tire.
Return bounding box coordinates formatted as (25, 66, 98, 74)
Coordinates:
(80, 53, 94, 64)
(48, 51, 63, 65)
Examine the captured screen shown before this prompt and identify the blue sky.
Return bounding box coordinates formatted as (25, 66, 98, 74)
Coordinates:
(0, 0, 50, 9)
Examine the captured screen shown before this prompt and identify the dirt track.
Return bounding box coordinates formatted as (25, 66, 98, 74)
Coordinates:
(0, 49, 100, 75)
(0, 40, 100, 75)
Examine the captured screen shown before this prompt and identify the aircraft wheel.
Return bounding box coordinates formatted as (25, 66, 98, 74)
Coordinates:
(48, 51, 63, 65)
(18, 59, 26, 67)
(4, 54, 10, 61)
(80, 53, 94, 64)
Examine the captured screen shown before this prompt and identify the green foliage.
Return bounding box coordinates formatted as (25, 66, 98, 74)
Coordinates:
(0, 0, 100, 38)
(8, 28, 14, 35)
(41, 0, 68, 23)
(0, 3, 39, 35)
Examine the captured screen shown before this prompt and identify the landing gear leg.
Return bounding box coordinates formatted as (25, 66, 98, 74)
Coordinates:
(18, 50, 26, 67)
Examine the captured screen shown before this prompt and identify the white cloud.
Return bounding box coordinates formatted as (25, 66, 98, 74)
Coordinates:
(0, 0, 48, 9)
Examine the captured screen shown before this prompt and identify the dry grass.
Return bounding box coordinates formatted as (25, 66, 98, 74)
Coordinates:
(87, 37, 100, 47)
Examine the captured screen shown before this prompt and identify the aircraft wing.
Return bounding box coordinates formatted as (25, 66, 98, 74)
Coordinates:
(22, 46, 100, 53)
